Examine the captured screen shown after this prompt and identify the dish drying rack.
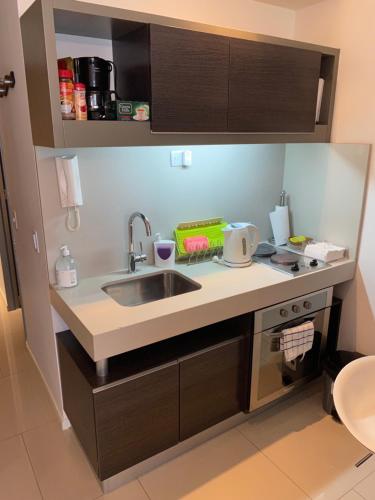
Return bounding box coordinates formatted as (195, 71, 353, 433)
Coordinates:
(174, 217, 227, 265)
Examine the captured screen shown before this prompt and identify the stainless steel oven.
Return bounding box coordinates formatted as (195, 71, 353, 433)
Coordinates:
(249, 287, 333, 411)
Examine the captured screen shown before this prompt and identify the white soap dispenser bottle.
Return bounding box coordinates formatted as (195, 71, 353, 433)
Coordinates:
(154, 233, 176, 268)
(55, 245, 78, 288)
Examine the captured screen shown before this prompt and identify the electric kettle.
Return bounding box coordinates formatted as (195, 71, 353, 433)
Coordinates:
(222, 222, 259, 268)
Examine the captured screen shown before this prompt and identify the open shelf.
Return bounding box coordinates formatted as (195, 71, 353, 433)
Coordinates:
(20, 0, 339, 148)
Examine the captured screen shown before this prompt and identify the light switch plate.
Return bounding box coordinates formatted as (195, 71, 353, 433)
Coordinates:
(170, 150, 183, 167)
(170, 150, 192, 167)
(182, 150, 192, 167)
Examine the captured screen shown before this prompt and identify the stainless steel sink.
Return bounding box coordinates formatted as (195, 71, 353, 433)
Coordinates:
(102, 270, 201, 307)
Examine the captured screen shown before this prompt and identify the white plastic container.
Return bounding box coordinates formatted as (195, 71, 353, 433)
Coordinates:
(55, 245, 78, 288)
(154, 234, 175, 268)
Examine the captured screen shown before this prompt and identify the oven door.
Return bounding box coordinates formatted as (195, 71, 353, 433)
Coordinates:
(250, 308, 330, 411)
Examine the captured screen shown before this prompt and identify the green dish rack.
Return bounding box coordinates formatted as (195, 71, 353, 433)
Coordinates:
(174, 217, 228, 260)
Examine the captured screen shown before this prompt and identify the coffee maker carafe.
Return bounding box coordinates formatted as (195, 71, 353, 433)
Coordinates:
(74, 57, 116, 120)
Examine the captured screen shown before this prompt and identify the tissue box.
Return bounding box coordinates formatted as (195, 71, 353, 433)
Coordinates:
(304, 242, 346, 262)
(116, 101, 150, 121)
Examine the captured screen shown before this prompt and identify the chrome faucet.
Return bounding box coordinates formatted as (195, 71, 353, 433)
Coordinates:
(128, 212, 152, 273)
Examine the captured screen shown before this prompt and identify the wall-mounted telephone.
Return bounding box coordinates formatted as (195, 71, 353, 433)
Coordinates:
(55, 155, 83, 231)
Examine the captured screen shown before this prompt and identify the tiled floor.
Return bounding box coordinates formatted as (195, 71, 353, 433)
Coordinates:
(1, 297, 375, 500)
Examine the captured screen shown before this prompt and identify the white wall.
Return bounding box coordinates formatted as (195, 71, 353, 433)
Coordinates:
(18, 0, 295, 39)
(283, 143, 369, 259)
(294, 0, 375, 354)
(36, 145, 286, 280)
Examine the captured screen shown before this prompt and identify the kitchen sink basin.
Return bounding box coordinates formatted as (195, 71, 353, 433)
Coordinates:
(102, 270, 201, 307)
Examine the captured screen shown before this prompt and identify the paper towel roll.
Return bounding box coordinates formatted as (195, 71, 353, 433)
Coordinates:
(270, 205, 290, 246)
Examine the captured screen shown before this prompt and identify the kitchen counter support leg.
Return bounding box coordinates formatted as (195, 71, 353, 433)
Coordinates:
(96, 358, 108, 377)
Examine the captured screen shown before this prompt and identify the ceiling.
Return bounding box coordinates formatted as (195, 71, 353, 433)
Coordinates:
(255, 0, 326, 10)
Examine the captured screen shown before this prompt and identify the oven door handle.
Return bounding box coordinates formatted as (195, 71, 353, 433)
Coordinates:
(272, 316, 316, 334)
(265, 317, 316, 352)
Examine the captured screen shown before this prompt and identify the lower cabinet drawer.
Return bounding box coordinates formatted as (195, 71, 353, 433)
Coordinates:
(58, 318, 251, 481)
(94, 362, 179, 480)
(179, 336, 247, 440)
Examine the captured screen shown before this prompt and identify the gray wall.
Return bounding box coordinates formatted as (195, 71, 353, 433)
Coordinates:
(36, 144, 285, 280)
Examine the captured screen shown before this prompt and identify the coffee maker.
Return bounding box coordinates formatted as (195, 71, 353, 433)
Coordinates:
(74, 57, 116, 120)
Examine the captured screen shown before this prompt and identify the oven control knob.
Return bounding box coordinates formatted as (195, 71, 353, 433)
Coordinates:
(303, 301, 312, 310)
(310, 259, 318, 267)
(280, 308, 289, 318)
(291, 263, 300, 272)
(292, 305, 301, 313)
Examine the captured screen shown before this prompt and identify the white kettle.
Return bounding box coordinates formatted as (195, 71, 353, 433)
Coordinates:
(222, 222, 259, 268)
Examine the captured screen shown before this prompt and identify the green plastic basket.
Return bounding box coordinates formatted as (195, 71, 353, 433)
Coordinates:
(174, 218, 227, 258)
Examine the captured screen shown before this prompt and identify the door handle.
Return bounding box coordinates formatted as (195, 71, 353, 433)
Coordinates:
(12, 210, 18, 230)
(0, 71, 15, 98)
(32, 231, 40, 254)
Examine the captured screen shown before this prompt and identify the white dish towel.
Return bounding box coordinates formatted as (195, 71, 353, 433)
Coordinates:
(280, 321, 315, 363)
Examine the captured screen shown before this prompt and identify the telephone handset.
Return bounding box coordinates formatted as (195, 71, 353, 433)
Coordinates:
(55, 155, 83, 231)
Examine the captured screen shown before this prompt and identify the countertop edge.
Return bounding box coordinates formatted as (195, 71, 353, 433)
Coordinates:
(51, 260, 356, 361)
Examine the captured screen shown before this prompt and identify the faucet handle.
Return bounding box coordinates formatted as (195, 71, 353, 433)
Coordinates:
(139, 241, 147, 262)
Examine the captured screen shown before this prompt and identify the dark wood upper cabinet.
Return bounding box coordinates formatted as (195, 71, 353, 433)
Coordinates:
(150, 24, 230, 132)
(228, 39, 322, 133)
(180, 336, 248, 441)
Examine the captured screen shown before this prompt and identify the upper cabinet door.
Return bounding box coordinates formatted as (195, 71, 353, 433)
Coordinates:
(228, 39, 321, 133)
(150, 25, 229, 132)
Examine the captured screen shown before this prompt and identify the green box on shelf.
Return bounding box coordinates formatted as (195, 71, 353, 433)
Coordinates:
(116, 101, 150, 121)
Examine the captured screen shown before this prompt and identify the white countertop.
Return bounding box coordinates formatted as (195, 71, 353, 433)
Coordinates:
(50, 259, 356, 361)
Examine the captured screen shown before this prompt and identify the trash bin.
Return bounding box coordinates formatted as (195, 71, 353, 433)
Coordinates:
(322, 350, 365, 417)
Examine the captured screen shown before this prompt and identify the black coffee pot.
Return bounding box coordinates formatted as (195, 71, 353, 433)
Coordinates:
(74, 57, 114, 91)
(86, 90, 116, 120)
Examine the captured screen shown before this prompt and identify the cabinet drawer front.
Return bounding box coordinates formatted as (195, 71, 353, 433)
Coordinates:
(94, 363, 179, 480)
(150, 24, 229, 132)
(228, 39, 321, 132)
(180, 337, 247, 440)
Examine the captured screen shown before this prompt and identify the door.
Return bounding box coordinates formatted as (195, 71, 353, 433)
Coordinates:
(228, 39, 321, 132)
(0, 150, 19, 310)
(179, 336, 247, 441)
(150, 24, 229, 132)
(94, 363, 179, 479)
(0, 0, 60, 404)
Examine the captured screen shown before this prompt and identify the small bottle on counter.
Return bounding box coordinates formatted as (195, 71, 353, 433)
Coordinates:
(59, 69, 75, 120)
(154, 233, 176, 268)
(74, 82, 87, 121)
(55, 245, 78, 288)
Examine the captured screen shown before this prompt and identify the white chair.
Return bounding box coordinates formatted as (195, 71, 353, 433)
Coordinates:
(333, 355, 375, 452)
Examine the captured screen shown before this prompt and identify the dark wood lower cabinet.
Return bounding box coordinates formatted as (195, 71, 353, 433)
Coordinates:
(95, 363, 179, 479)
(180, 336, 247, 440)
(57, 314, 252, 481)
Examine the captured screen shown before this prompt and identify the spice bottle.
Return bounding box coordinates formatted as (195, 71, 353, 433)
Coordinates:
(59, 69, 75, 120)
(74, 82, 87, 121)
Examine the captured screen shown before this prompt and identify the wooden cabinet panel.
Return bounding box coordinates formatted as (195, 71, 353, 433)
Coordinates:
(228, 39, 321, 132)
(94, 363, 179, 480)
(57, 336, 99, 474)
(150, 24, 229, 132)
(180, 337, 247, 441)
